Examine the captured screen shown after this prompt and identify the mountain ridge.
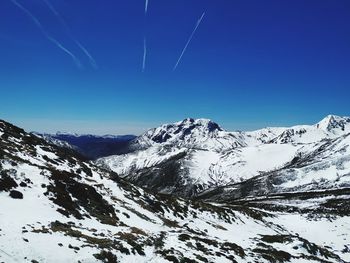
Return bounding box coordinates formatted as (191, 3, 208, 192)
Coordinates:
(97, 114, 350, 198)
(35, 132, 137, 159)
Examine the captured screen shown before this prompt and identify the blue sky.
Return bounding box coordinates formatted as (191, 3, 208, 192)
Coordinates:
(1, 0, 350, 135)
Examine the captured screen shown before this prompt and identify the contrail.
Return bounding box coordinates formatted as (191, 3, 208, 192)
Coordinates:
(173, 12, 205, 71)
(74, 40, 98, 69)
(10, 0, 82, 68)
(41, 0, 98, 69)
(143, 0, 149, 72)
(145, 0, 149, 14)
(142, 37, 147, 72)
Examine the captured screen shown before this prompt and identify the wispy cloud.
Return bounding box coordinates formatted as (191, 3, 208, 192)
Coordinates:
(41, 0, 98, 69)
(142, 37, 147, 72)
(173, 12, 205, 71)
(142, 0, 149, 72)
(10, 0, 82, 69)
(74, 40, 98, 69)
(145, 0, 149, 14)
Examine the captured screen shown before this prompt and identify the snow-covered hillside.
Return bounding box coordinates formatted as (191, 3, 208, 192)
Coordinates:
(97, 115, 350, 197)
(131, 118, 247, 151)
(270, 115, 350, 144)
(1, 119, 350, 262)
(2, 119, 350, 262)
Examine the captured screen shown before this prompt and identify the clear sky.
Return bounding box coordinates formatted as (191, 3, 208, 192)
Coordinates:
(1, 0, 350, 135)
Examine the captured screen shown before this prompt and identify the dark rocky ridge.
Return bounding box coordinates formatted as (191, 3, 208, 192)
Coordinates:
(36, 132, 137, 160)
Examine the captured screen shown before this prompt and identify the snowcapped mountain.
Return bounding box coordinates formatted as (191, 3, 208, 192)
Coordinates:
(270, 115, 350, 144)
(97, 115, 350, 197)
(131, 118, 247, 151)
(198, 132, 350, 202)
(317, 114, 350, 133)
(1, 119, 350, 262)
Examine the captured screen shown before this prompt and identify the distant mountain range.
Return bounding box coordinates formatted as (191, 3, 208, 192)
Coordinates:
(35, 132, 136, 159)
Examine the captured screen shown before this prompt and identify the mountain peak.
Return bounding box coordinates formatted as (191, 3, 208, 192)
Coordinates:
(133, 118, 236, 149)
(176, 118, 223, 132)
(316, 114, 350, 132)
